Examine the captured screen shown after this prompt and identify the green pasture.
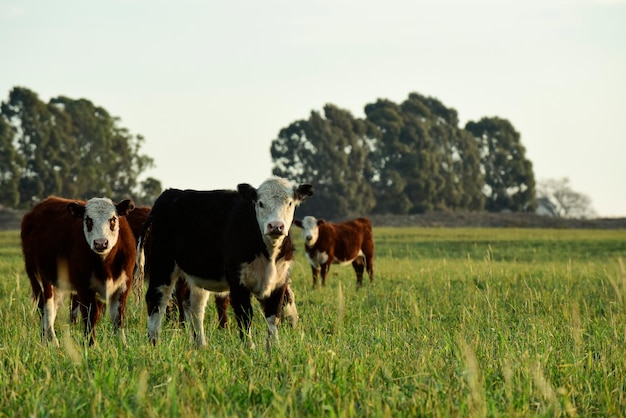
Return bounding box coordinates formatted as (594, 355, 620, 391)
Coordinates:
(0, 227, 625, 417)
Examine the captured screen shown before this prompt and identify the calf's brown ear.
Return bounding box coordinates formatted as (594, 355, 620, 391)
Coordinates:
(116, 199, 135, 217)
(293, 219, 303, 228)
(67, 202, 86, 218)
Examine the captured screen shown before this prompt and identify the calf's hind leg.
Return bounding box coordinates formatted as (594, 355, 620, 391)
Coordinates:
(41, 283, 63, 347)
(320, 263, 331, 287)
(214, 292, 230, 329)
(352, 256, 366, 288)
(365, 248, 374, 283)
(145, 278, 177, 346)
(70, 294, 80, 324)
(311, 266, 320, 288)
(184, 284, 210, 347)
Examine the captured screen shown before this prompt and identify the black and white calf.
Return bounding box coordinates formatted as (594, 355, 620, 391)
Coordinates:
(135, 177, 313, 349)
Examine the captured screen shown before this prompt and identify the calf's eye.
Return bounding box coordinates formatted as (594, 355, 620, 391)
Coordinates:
(85, 217, 93, 231)
(109, 217, 117, 231)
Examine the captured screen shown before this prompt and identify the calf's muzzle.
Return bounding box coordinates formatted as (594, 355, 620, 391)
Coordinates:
(267, 221, 285, 236)
(93, 238, 109, 252)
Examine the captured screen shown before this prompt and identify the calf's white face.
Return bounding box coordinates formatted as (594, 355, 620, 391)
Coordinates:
(68, 197, 134, 256)
(300, 216, 320, 247)
(239, 178, 313, 248)
(255, 178, 299, 244)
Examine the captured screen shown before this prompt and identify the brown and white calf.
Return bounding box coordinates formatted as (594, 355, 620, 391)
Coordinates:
(70, 205, 152, 323)
(21, 196, 136, 346)
(293, 216, 374, 288)
(135, 177, 313, 349)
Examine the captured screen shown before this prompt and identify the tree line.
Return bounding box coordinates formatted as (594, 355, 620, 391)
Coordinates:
(272, 92, 536, 219)
(3, 87, 589, 220)
(0, 87, 161, 208)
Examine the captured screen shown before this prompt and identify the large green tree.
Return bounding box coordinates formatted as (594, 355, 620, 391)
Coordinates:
(363, 98, 412, 213)
(271, 104, 377, 219)
(0, 87, 161, 208)
(465, 117, 536, 212)
(271, 92, 535, 218)
(365, 93, 484, 213)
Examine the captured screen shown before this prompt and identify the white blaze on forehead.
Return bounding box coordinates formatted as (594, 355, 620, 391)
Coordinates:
(301, 216, 320, 246)
(83, 197, 120, 255)
(254, 178, 298, 237)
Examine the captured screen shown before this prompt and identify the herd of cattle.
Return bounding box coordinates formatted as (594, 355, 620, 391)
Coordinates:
(19, 177, 375, 349)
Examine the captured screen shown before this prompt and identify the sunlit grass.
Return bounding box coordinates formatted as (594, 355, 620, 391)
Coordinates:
(0, 228, 625, 416)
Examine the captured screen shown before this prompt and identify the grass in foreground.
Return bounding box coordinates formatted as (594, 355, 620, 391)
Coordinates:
(0, 228, 625, 417)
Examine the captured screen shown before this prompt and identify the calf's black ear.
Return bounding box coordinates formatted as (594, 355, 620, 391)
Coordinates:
(295, 184, 314, 201)
(293, 219, 303, 228)
(67, 202, 86, 218)
(237, 183, 258, 201)
(116, 199, 135, 217)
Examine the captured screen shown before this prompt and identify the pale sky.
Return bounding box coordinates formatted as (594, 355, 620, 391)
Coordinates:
(1, 0, 625, 217)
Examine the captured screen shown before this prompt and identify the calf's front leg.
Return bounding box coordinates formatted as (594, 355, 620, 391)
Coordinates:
(230, 284, 255, 348)
(260, 284, 288, 352)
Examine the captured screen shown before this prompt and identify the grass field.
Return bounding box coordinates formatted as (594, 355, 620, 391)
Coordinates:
(0, 227, 625, 417)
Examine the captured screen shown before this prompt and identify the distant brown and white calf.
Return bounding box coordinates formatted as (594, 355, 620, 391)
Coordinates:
(293, 216, 374, 288)
(21, 196, 136, 346)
